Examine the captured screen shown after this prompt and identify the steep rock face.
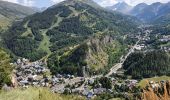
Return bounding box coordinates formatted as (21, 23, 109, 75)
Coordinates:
(86, 35, 114, 72)
(141, 81, 170, 100)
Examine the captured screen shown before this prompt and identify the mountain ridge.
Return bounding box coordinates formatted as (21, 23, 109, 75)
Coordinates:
(0, 0, 37, 29)
(108, 1, 170, 23)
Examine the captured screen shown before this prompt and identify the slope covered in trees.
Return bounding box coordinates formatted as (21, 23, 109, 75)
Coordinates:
(3, 0, 139, 75)
(0, 48, 13, 88)
(123, 51, 170, 79)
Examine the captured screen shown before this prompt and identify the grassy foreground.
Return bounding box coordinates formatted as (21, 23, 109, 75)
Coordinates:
(0, 87, 85, 100)
(138, 76, 170, 88)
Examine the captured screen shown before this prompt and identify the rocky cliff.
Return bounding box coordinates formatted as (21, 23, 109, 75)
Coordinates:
(141, 81, 170, 100)
(85, 35, 114, 72)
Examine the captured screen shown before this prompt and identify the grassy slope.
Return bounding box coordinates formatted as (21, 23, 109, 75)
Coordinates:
(20, 16, 64, 60)
(38, 29, 51, 55)
(38, 16, 63, 56)
(0, 87, 85, 100)
(138, 76, 170, 88)
(21, 21, 32, 37)
(0, 16, 11, 30)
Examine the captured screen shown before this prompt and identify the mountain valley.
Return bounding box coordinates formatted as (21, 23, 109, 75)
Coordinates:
(0, 0, 170, 100)
(2, 0, 139, 76)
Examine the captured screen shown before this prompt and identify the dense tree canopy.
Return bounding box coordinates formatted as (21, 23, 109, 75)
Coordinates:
(47, 44, 88, 76)
(0, 48, 13, 87)
(123, 50, 170, 79)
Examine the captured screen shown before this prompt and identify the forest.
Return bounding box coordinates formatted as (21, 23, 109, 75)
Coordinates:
(0, 48, 13, 88)
(47, 43, 88, 76)
(123, 50, 170, 79)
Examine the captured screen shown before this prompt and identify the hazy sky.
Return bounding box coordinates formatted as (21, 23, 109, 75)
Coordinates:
(1, 0, 170, 8)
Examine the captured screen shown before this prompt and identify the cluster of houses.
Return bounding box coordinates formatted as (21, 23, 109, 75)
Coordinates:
(159, 35, 170, 42)
(12, 58, 140, 99)
(159, 35, 170, 52)
(51, 77, 139, 98)
(13, 58, 83, 89)
(135, 30, 170, 52)
(14, 58, 51, 87)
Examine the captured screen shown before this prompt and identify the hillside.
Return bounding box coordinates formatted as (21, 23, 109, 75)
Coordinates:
(3, 0, 139, 76)
(0, 0, 36, 30)
(149, 13, 170, 36)
(130, 3, 148, 16)
(0, 48, 12, 88)
(0, 87, 85, 100)
(123, 50, 170, 79)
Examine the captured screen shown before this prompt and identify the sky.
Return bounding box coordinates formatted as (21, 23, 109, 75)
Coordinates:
(1, 0, 170, 8)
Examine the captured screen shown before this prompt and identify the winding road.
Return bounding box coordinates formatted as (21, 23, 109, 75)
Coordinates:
(105, 30, 150, 77)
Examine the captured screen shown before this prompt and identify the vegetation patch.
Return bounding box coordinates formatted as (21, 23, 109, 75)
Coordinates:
(0, 87, 85, 100)
(123, 51, 170, 79)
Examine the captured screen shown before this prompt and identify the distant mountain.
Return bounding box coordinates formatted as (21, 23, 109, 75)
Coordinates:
(106, 2, 132, 14)
(134, 2, 164, 22)
(0, 0, 36, 29)
(130, 3, 148, 16)
(131, 2, 170, 22)
(108, 2, 170, 23)
(152, 13, 170, 26)
(3, 0, 139, 76)
(32, 7, 47, 12)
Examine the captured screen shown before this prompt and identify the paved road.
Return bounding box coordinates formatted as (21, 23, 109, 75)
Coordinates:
(105, 37, 141, 77)
(105, 30, 150, 77)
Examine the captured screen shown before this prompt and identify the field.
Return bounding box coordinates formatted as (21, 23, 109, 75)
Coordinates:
(0, 87, 85, 100)
(138, 76, 170, 88)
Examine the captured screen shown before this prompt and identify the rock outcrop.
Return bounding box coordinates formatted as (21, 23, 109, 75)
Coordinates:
(86, 35, 114, 71)
(141, 81, 170, 100)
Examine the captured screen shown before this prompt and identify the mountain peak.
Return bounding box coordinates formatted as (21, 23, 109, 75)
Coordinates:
(106, 1, 132, 14)
(152, 2, 162, 5)
(114, 1, 130, 7)
(117, 1, 128, 5)
(50, 0, 101, 10)
(136, 3, 148, 6)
